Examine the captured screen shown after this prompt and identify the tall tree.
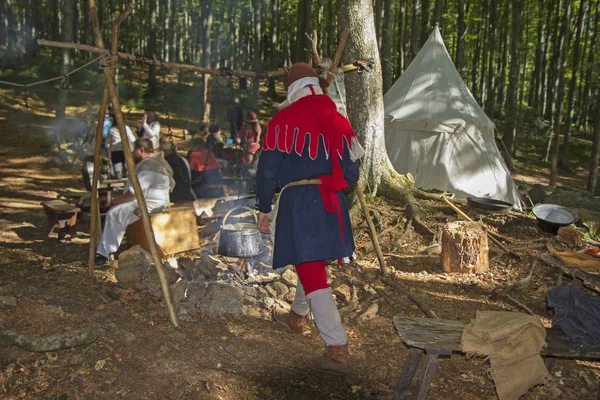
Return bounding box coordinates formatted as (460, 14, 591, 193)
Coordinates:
(420, 0, 431, 47)
(250, 0, 262, 110)
(148, 0, 158, 91)
(455, 0, 466, 72)
(484, 0, 498, 117)
(549, 0, 572, 187)
(588, 87, 600, 193)
(410, 0, 420, 58)
(381, 0, 395, 93)
(56, 0, 75, 146)
(560, 0, 587, 167)
(339, 0, 411, 202)
(503, 0, 523, 156)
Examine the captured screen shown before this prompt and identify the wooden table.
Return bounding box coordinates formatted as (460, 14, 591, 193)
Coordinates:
(98, 178, 127, 206)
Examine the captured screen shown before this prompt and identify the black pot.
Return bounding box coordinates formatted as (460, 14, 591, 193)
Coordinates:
(532, 204, 577, 234)
(218, 206, 264, 257)
(467, 196, 513, 213)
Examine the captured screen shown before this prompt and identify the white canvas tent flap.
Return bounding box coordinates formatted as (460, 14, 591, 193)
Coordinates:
(384, 27, 523, 211)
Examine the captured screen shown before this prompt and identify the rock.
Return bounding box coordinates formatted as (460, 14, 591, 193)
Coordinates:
(547, 190, 600, 213)
(198, 282, 243, 317)
(264, 285, 278, 298)
(137, 265, 179, 297)
(177, 303, 195, 322)
(119, 330, 137, 344)
(262, 297, 290, 311)
(170, 280, 189, 303)
(357, 303, 379, 323)
(243, 295, 258, 306)
(332, 284, 352, 304)
(117, 245, 153, 269)
(185, 284, 207, 305)
(284, 287, 296, 303)
(270, 282, 289, 297)
(243, 305, 270, 320)
(164, 258, 179, 270)
(527, 184, 547, 205)
(0, 296, 17, 309)
(256, 286, 269, 297)
(281, 269, 298, 287)
(177, 257, 194, 269)
(242, 286, 258, 297)
(193, 253, 228, 278)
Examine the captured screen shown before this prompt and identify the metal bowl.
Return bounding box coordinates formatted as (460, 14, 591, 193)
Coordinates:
(467, 196, 513, 213)
(532, 204, 577, 234)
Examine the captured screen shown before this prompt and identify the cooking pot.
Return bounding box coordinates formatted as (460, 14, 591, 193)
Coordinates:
(218, 205, 264, 257)
(532, 204, 577, 234)
(467, 196, 513, 213)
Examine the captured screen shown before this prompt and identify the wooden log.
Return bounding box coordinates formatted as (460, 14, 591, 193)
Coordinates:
(89, 0, 179, 327)
(37, 39, 363, 79)
(441, 221, 489, 274)
(0, 329, 98, 352)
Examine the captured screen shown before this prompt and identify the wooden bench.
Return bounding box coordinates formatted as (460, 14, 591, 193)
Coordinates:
(40, 200, 81, 242)
(392, 316, 600, 400)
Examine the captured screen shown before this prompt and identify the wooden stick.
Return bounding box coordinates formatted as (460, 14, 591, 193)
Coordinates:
(356, 181, 389, 276)
(499, 293, 535, 315)
(87, 7, 132, 278)
(383, 278, 439, 319)
(443, 196, 513, 255)
(89, 0, 179, 327)
(37, 39, 363, 79)
(326, 29, 350, 83)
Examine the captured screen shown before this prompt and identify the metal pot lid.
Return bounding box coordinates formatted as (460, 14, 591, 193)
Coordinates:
(532, 204, 576, 225)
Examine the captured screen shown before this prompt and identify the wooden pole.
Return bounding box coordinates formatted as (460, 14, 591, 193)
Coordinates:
(89, 0, 179, 327)
(327, 29, 350, 83)
(37, 39, 363, 78)
(87, 7, 132, 278)
(356, 181, 389, 275)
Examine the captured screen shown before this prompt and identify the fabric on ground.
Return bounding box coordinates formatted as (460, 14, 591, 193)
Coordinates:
(461, 311, 551, 400)
(547, 285, 600, 347)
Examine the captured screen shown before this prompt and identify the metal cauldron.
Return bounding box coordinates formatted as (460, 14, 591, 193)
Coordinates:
(218, 206, 264, 257)
(532, 204, 577, 234)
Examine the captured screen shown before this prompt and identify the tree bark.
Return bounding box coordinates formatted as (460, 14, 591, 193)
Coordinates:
(395, 0, 406, 76)
(410, 0, 420, 58)
(56, 0, 75, 147)
(268, 0, 280, 98)
(381, 0, 395, 93)
(588, 87, 600, 193)
(455, 0, 466, 72)
(200, 0, 213, 121)
(549, 0, 572, 188)
(420, 0, 430, 47)
(339, 0, 412, 202)
(484, 0, 498, 117)
(250, 0, 262, 110)
(148, 0, 158, 91)
(560, 0, 587, 167)
(503, 0, 523, 156)
(580, 2, 600, 131)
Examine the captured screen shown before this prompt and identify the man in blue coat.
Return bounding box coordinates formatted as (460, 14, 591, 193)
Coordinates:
(256, 62, 364, 375)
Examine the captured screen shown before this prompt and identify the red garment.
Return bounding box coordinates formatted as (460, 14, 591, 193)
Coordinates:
(263, 89, 356, 239)
(189, 149, 221, 172)
(295, 260, 328, 295)
(238, 123, 262, 153)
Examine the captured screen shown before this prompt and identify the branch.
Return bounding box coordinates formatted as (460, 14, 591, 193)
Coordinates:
(0, 329, 98, 352)
(305, 30, 321, 66)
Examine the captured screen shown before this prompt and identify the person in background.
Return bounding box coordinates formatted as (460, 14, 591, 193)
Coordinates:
(256, 62, 363, 375)
(138, 111, 161, 150)
(188, 138, 224, 199)
(189, 122, 210, 159)
(105, 116, 136, 179)
(236, 111, 261, 167)
(94, 138, 175, 265)
(160, 136, 196, 203)
(206, 124, 225, 158)
(227, 97, 244, 142)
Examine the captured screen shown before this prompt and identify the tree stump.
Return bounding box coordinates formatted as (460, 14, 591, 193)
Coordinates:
(441, 221, 489, 274)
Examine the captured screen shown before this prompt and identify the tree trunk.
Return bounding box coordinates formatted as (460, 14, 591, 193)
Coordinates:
(544, 0, 562, 123)
(375, 0, 383, 48)
(381, 0, 395, 93)
(503, 0, 523, 156)
(580, 3, 599, 131)
(410, 0, 419, 58)
(433, 0, 444, 30)
(540, 0, 555, 118)
(455, 0, 466, 73)
(148, 0, 158, 91)
(530, 0, 545, 112)
(587, 87, 600, 193)
(295, 0, 312, 63)
(549, 0, 572, 188)
(395, 0, 406, 76)
(420, 0, 430, 47)
(441, 221, 489, 274)
(250, 0, 262, 111)
(0, 1, 7, 62)
(201, 0, 213, 121)
(56, 0, 75, 147)
(560, 0, 587, 167)
(339, 0, 412, 203)
(484, 0, 498, 117)
(268, 0, 280, 98)
(470, 17, 482, 100)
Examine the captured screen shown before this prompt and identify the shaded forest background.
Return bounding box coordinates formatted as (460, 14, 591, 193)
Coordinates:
(1, 0, 600, 191)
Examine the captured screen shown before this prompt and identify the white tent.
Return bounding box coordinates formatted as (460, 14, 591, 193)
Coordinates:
(384, 27, 523, 210)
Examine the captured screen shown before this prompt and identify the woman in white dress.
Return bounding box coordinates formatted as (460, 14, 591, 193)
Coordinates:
(105, 118, 136, 178)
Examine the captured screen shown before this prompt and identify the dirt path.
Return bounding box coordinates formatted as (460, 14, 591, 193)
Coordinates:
(1, 84, 598, 400)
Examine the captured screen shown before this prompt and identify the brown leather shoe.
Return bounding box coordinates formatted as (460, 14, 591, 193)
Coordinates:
(303, 344, 350, 375)
(272, 307, 306, 334)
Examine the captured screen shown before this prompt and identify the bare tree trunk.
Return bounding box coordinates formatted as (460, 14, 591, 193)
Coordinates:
(560, 0, 587, 167)
(395, 0, 406, 76)
(530, 0, 545, 112)
(420, 0, 430, 47)
(0, 1, 7, 64)
(549, 0, 572, 188)
(56, 0, 74, 147)
(410, 0, 420, 58)
(544, 0, 562, 123)
(250, 0, 262, 111)
(503, 0, 523, 156)
(148, 0, 158, 91)
(485, 0, 498, 117)
(200, 0, 213, 121)
(470, 17, 482, 100)
(382, 0, 395, 93)
(433, 0, 444, 30)
(580, 3, 599, 131)
(295, 0, 312, 63)
(588, 88, 600, 193)
(375, 0, 383, 48)
(455, 0, 466, 72)
(268, 0, 280, 98)
(339, 0, 412, 203)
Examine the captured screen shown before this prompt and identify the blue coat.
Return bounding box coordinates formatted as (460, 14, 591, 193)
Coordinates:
(256, 128, 359, 270)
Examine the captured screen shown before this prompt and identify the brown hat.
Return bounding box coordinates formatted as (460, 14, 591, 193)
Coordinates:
(283, 62, 329, 90)
(247, 111, 258, 122)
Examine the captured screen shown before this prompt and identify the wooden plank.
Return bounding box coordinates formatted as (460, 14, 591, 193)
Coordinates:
(540, 254, 600, 289)
(543, 327, 600, 360)
(41, 200, 81, 213)
(415, 353, 439, 400)
(393, 316, 466, 351)
(392, 348, 423, 400)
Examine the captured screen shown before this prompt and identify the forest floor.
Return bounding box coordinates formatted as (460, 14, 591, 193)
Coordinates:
(1, 68, 599, 400)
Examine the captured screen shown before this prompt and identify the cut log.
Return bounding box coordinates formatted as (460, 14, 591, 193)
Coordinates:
(441, 221, 489, 274)
(0, 329, 98, 352)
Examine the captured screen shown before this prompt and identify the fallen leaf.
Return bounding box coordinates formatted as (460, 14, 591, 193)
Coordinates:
(37, 299, 47, 305)
(45, 353, 58, 361)
(94, 358, 111, 371)
(262, 387, 272, 396)
(95, 304, 105, 311)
